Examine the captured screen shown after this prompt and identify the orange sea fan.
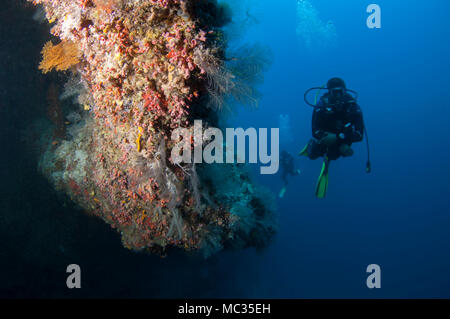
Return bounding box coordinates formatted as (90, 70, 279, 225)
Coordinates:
(39, 41, 80, 74)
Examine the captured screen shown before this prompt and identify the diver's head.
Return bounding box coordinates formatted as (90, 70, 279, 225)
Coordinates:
(327, 77, 346, 99)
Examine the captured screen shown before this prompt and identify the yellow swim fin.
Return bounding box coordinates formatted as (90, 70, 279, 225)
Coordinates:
(299, 143, 309, 157)
(279, 186, 287, 198)
(315, 158, 330, 199)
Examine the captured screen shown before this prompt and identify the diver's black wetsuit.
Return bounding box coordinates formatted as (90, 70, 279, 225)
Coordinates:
(281, 151, 299, 185)
(307, 92, 365, 160)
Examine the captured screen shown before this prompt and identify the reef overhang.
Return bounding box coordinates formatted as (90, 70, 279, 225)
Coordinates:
(28, 0, 276, 257)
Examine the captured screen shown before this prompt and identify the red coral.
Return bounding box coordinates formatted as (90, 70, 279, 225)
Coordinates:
(143, 89, 167, 118)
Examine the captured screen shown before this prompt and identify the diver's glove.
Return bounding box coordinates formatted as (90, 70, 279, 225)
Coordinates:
(320, 132, 337, 147)
(339, 144, 354, 157)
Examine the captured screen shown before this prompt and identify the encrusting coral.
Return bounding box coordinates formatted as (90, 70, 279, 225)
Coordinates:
(29, 0, 276, 257)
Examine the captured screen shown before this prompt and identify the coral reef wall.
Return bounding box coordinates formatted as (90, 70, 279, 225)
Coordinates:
(28, 0, 276, 257)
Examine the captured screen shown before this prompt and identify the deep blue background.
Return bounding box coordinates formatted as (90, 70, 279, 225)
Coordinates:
(232, 0, 450, 297)
(1, 0, 449, 298)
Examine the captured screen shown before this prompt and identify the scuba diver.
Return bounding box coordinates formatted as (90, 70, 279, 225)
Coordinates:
(300, 77, 371, 198)
(279, 150, 301, 198)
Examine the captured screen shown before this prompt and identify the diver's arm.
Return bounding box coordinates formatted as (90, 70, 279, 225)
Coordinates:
(340, 103, 364, 143)
(312, 106, 327, 140)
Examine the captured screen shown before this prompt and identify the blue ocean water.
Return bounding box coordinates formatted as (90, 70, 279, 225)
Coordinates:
(236, 0, 450, 298)
(1, 0, 449, 298)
